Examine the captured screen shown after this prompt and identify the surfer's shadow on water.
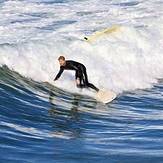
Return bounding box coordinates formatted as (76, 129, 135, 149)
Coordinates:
(48, 89, 114, 117)
(48, 90, 85, 139)
(48, 90, 80, 114)
(47, 89, 116, 139)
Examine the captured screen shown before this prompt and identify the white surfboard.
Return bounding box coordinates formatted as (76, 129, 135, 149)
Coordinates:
(95, 90, 116, 104)
(48, 81, 116, 104)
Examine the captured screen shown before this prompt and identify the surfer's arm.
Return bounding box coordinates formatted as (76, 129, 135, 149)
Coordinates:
(54, 67, 64, 81)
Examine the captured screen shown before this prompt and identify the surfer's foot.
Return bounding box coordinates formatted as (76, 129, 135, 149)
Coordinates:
(97, 89, 103, 95)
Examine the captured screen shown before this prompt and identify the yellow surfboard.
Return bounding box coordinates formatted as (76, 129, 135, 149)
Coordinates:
(84, 26, 121, 42)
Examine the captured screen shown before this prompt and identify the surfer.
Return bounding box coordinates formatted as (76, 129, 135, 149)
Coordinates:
(54, 56, 99, 92)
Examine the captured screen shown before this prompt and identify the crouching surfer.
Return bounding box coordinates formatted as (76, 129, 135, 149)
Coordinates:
(54, 56, 99, 92)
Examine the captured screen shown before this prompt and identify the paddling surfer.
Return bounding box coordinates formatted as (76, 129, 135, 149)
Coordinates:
(54, 56, 99, 92)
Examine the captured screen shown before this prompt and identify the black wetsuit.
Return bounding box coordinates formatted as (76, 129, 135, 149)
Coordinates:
(54, 60, 99, 92)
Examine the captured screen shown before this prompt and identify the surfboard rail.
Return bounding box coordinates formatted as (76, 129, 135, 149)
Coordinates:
(95, 89, 116, 104)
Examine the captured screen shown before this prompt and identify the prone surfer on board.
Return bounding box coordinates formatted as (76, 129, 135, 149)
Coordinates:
(54, 56, 99, 92)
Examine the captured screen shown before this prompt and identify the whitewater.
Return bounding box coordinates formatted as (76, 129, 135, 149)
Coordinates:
(0, 0, 163, 162)
(0, 0, 163, 94)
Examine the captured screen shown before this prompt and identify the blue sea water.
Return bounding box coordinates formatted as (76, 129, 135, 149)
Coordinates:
(0, 0, 163, 162)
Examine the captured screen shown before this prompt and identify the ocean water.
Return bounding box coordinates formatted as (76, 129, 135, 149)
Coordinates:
(0, 0, 163, 162)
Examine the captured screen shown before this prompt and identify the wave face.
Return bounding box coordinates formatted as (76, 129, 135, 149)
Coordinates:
(1, 0, 163, 162)
(1, 65, 163, 163)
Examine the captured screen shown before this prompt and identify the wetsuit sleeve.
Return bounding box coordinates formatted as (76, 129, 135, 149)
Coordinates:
(54, 67, 64, 81)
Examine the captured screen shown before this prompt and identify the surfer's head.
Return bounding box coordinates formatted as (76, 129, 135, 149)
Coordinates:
(58, 56, 66, 66)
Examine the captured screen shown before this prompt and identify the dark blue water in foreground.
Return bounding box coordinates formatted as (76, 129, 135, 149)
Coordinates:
(1, 66, 163, 163)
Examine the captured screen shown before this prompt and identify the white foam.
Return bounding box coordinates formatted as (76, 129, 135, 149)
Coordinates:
(0, 0, 163, 94)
